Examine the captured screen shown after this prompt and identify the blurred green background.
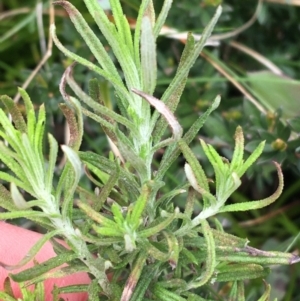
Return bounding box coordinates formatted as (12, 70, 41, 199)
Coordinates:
(0, 0, 300, 300)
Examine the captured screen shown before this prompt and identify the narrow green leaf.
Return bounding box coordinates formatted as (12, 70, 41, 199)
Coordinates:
(18, 88, 36, 141)
(285, 232, 300, 253)
(88, 78, 102, 103)
(54, 163, 71, 206)
(104, 248, 122, 265)
(61, 146, 81, 184)
(227, 281, 241, 301)
(77, 200, 117, 228)
(220, 162, 283, 213)
(122, 12, 135, 57)
(120, 252, 147, 301)
(83, 0, 112, 29)
(1, 95, 26, 133)
(185, 97, 221, 143)
(10, 182, 27, 209)
(0, 230, 62, 271)
(144, 240, 170, 261)
(51, 24, 130, 100)
(200, 139, 226, 169)
(111, 202, 125, 226)
(0, 210, 50, 220)
(178, 139, 212, 204)
(158, 279, 187, 290)
(163, 231, 179, 269)
(45, 134, 58, 193)
(109, 0, 129, 44)
(210, 228, 249, 248)
(0, 292, 16, 301)
(94, 163, 120, 211)
(39, 282, 87, 296)
(53, 1, 120, 78)
(155, 95, 220, 181)
(83, 0, 141, 97)
(0, 184, 19, 212)
(213, 217, 224, 232)
(133, 0, 150, 69)
(112, 250, 140, 270)
(21, 134, 44, 193)
(33, 104, 46, 173)
(0, 10, 35, 43)
(9, 252, 78, 282)
(152, 33, 195, 144)
(88, 78, 118, 142)
(64, 67, 137, 132)
(129, 263, 159, 301)
(155, 184, 187, 209)
(81, 107, 117, 133)
(86, 279, 102, 301)
(184, 163, 216, 207)
(181, 248, 198, 266)
(26, 263, 90, 287)
(141, 16, 156, 94)
(216, 245, 299, 265)
(126, 183, 151, 230)
(61, 146, 81, 219)
(187, 220, 215, 289)
(230, 126, 244, 172)
(216, 264, 269, 282)
(0, 171, 34, 196)
(83, 164, 109, 188)
(153, 0, 173, 38)
(60, 64, 119, 118)
(15, 199, 48, 210)
(110, 0, 135, 59)
(0, 142, 28, 185)
(236, 281, 245, 301)
(153, 284, 186, 301)
(92, 225, 122, 237)
(80, 152, 139, 198)
(185, 292, 213, 301)
(0, 109, 22, 154)
(213, 164, 237, 204)
(257, 281, 271, 301)
(51, 236, 71, 255)
(139, 209, 178, 237)
(115, 128, 149, 181)
(34, 281, 46, 301)
(160, 6, 222, 115)
(238, 140, 265, 176)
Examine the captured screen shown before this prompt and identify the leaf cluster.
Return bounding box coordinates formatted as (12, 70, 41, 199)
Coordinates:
(0, 1, 299, 300)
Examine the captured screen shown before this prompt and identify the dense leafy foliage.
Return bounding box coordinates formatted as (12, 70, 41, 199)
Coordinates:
(0, 0, 300, 300)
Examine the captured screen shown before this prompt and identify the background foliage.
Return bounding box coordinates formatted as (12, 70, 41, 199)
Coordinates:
(0, 0, 300, 300)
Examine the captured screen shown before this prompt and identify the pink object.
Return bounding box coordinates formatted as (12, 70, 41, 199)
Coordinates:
(0, 222, 90, 300)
